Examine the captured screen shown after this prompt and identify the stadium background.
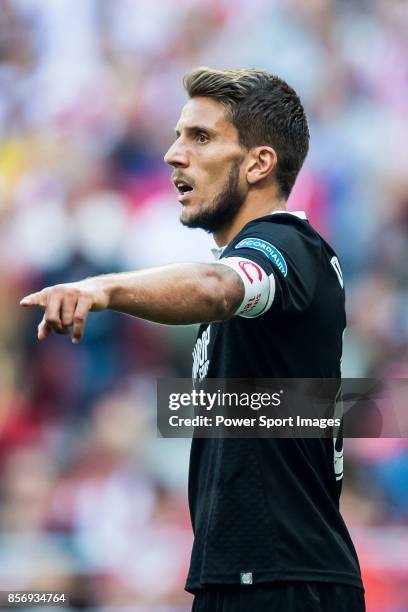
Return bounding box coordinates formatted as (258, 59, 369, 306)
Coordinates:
(0, 0, 407, 610)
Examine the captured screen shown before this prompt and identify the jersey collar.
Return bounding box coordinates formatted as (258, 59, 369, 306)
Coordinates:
(270, 210, 307, 219)
(210, 210, 307, 260)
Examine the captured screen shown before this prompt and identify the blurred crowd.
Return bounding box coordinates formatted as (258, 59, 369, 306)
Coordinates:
(0, 0, 407, 610)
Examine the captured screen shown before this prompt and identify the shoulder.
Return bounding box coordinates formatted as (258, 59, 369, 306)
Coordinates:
(223, 213, 324, 272)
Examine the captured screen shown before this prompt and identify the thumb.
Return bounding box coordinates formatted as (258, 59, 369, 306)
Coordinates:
(38, 317, 52, 341)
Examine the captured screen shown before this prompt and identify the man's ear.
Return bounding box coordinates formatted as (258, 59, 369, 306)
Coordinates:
(246, 146, 278, 185)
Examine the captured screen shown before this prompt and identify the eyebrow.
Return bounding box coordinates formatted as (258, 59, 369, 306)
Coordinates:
(174, 125, 216, 137)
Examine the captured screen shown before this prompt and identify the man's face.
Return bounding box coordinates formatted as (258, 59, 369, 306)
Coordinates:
(164, 97, 247, 233)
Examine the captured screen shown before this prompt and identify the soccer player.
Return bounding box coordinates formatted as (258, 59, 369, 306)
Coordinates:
(21, 68, 365, 611)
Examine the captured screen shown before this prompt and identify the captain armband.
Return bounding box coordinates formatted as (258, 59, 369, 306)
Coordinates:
(217, 256, 276, 318)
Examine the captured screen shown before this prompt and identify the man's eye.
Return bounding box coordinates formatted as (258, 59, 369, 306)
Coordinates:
(196, 132, 209, 143)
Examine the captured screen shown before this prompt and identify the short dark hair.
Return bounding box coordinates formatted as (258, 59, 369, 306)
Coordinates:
(183, 67, 310, 199)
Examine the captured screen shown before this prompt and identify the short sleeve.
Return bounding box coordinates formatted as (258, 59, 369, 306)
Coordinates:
(222, 219, 321, 314)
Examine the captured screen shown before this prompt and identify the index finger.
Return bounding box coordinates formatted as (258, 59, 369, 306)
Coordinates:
(20, 291, 48, 308)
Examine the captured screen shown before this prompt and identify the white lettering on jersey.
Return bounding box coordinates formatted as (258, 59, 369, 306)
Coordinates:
(330, 256, 344, 288)
(215, 256, 275, 318)
(334, 439, 344, 481)
(192, 325, 211, 382)
(333, 386, 344, 481)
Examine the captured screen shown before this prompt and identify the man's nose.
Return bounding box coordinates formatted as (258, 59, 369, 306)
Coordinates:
(164, 140, 189, 167)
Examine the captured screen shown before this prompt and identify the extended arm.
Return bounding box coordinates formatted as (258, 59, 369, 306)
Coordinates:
(20, 263, 244, 343)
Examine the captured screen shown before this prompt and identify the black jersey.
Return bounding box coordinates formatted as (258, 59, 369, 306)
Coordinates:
(186, 212, 363, 594)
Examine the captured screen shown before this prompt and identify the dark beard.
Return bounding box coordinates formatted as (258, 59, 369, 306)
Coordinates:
(181, 159, 246, 234)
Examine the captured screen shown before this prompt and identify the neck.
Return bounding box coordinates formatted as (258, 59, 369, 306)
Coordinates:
(213, 187, 287, 247)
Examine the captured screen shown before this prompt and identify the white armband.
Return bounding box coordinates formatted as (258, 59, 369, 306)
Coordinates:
(217, 256, 276, 318)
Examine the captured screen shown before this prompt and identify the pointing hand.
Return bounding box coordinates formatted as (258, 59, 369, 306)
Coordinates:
(20, 280, 110, 344)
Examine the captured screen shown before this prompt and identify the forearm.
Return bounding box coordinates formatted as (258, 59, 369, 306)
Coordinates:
(104, 263, 241, 324)
(20, 262, 244, 342)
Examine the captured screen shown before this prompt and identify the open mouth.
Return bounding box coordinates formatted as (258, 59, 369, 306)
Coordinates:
(174, 179, 194, 196)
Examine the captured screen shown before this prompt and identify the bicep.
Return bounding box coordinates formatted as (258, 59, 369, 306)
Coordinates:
(214, 257, 275, 318)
